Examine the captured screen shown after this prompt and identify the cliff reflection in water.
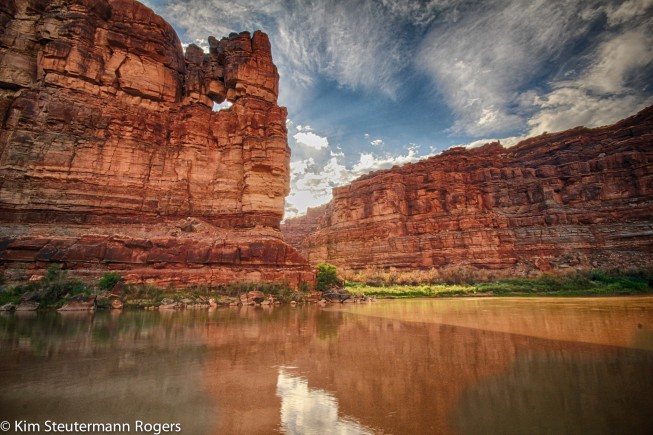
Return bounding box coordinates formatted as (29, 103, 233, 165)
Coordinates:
(0, 297, 651, 434)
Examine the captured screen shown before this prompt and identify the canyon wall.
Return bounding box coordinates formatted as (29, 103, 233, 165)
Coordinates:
(283, 107, 653, 275)
(0, 0, 314, 286)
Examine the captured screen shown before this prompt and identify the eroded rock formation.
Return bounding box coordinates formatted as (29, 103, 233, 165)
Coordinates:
(0, 0, 314, 286)
(281, 205, 326, 250)
(283, 107, 653, 275)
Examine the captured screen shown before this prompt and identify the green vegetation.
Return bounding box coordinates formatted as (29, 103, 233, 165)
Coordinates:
(346, 282, 476, 298)
(0, 266, 316, 309)
(0, 265, 92, 307)
(345, 270, 653, 298)
(475, 270, 652, 296)
(0, 284, 28, 305)
(98, 272, 122, 291)
(1, 265, 651, 309)
(316, 263, 340, 291)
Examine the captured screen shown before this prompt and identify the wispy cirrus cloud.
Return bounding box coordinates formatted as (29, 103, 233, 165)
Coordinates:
(606, 0, 653, 25)
(417, 0, 653, 137)
(527, 25, 653, 134)
(417, 0, 599, 136)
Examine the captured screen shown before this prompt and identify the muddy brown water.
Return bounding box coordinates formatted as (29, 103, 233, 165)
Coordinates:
(1, 297, 652, 434)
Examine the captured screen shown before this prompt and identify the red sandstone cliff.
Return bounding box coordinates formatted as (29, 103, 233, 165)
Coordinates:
(282, 106, 653, 275)
(281, 204, 326, 249)
(0, 0, 313, 286)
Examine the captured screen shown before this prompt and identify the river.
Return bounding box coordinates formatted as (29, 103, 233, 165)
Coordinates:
(1, 297, 652, 434)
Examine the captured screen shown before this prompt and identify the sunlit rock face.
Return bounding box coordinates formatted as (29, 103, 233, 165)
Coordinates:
(0, 0, 313, 287)
(283, 107, 653, 275)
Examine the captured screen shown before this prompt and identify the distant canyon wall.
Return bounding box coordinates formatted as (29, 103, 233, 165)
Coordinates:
(0, 0, 314, 286)
(282, 107, 653, 275)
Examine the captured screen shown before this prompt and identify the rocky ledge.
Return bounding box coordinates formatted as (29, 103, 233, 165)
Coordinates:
(0, 0, 313, 287)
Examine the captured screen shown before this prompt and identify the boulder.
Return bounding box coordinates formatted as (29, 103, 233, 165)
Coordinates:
(16, 302, 39, 311)
(247, 290, 266, 304)
(58, 295, 97, 311)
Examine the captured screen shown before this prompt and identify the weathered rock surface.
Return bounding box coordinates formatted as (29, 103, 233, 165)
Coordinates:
(15, 301, 39, 311)
(283, 106, 653, 275)
(281, 205, 326, 249)
(0, 0, 313, 287)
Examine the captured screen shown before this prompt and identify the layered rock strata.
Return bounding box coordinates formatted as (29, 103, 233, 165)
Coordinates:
(0, 0, 313, 286)
(281, 204, 326, 250)
(283, 107, 653, 275)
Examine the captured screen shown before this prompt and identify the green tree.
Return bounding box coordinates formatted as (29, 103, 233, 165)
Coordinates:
(316, 263, 340, 291)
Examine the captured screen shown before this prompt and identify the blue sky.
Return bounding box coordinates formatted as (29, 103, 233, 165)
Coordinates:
(142, 0, 653, 218)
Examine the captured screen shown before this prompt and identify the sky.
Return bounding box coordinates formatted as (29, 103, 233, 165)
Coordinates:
(142, 0, 653, 218)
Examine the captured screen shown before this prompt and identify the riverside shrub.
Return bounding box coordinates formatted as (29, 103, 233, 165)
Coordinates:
(316, 263, 340, 291)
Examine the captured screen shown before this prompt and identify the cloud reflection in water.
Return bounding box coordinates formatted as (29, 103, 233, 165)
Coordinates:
(276, 368, 374, 435)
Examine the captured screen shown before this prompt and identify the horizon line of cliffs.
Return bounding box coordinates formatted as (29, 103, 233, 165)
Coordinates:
(282, 106, 653, 277)
(0, 0, 314, 287)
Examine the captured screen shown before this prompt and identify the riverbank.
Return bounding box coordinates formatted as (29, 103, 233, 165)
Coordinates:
(1, 267, 651, 311)
(0, 266, 313, 311)
(345, 270, 653, 298)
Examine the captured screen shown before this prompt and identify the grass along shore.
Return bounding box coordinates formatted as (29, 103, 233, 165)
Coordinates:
(344, 270, 653, 298)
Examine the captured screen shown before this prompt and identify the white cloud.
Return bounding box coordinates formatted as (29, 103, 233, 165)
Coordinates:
(330, 149, 345, 157)
(378, 0, 453, 27)
(606, 0, 653, 26)
(527, 89, 652, 135)
(290, 157, 315, 177)
(451, 136, 522, 150)
(212, 100, 232, 112)
(527, 26, 653, 135)
(417, 0, 598, 136)
(416, 0, 653, 137)
(370, 139, 384, 146)
(291, 0, 407, 97)
(293, 131, 329, 150)
(285, 190, 332, 219)
(579, 29, 653, 94)
(352, 148, 423, 174)
(450, 22, 653, 144)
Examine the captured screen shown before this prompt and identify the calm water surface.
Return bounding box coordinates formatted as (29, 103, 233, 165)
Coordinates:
(1, 297, 652, 434)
